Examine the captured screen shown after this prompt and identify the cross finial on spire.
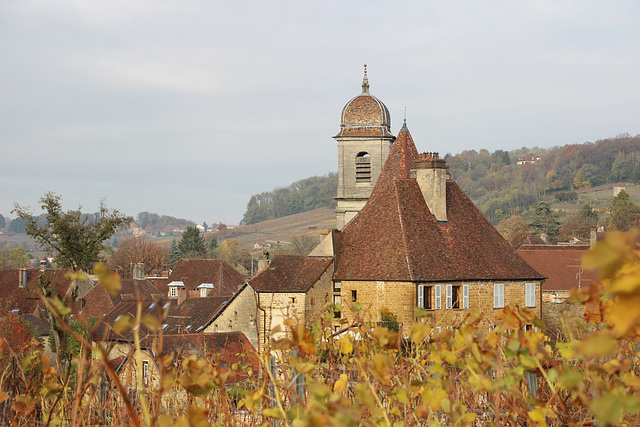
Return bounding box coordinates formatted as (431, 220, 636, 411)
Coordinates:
(362, 64, 370, 94)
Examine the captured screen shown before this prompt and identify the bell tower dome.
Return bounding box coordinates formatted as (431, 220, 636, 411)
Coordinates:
(334, 65, 395, 229)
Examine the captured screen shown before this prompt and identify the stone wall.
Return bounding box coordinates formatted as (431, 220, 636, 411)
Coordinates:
(338, 280, 543, 334)
(542, 300, 588, 344)
(305, 269, 333, 325)
(204, 286, 259, 350)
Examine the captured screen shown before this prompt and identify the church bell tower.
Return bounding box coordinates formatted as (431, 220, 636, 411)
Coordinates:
(334, 66, 395, 229)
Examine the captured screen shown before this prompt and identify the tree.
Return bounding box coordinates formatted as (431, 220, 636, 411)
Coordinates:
(0, 213, 5, 229)
(496, 215, 530, 245)
(0, 244, 32, 269)
(178, 226, 207, 258)
(529, 202, 560, 243)
(289, 234, 320, 256)
(202, 222, 208, 233)
(607, 190, 640, 231)
(559, 203, 599, 239)
(208, 237, 218, 258)
(107, 236, 168, 278)
(169, 238, 181, 269)
(12, 193, 132, 271)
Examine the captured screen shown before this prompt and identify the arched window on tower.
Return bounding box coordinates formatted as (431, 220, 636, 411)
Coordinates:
(355, 152, 371, 182)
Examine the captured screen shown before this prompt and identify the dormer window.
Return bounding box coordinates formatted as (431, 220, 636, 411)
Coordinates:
(356, 152, 371, 182)
(167, 281, 184, 299)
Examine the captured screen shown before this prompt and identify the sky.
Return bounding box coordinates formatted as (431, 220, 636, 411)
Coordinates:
(1, 1, 639, 225)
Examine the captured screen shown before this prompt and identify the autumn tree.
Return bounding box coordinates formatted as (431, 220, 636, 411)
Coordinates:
(496, 215, 530, 245)
(178, 226, 207, 258)
(213, 239, 251, 274)
(607, 190, 640, 231)
(288, 233, 320, 256)
(12, 192, 132, 271)
(107, 235, 168, 278)
(559, 203, 599, 239)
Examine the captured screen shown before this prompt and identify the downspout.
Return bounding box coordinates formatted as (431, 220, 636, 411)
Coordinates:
(257, 292, 267, 353)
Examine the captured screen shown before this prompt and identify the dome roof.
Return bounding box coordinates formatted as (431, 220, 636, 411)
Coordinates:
(335, 66, 394, 138)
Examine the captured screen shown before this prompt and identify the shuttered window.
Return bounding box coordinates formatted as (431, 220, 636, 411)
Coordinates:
(435, 285, 441, 309)
(446, 285, 453, 309)
(463, 284, 469, 309)
(494, 283, 504, 308)
(526, 283, 536, 307)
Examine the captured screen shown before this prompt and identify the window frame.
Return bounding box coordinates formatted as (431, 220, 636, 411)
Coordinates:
(525, 282, 536, 307)
(435, 284, 442, 309)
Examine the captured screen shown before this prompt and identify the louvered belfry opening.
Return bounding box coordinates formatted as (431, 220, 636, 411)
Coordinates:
(355, 152, 371, 182)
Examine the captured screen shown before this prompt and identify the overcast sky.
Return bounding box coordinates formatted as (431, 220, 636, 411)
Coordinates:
(2, 1, 639, 225)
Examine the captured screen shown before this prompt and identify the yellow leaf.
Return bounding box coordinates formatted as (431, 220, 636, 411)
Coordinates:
(607, 293, 640, 337)
(338, 336, 353, 354)
(94, 263, 122, 296)
(142, 314, 160, 331)
(112, 314, 134, 334)
(334, 374, 348, 393)
(580, 333, 618, 357)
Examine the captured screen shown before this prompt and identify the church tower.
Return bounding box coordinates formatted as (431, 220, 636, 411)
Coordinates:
(334, 66, 395, 229)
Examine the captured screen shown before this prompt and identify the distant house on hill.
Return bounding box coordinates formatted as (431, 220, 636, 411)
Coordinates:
(516, 153, 541, 165)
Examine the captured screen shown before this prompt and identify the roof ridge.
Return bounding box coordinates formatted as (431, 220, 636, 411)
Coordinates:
(394, 182, 415, 281)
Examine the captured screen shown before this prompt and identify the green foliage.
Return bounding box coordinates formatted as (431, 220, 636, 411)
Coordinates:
(12, 192, 132, 271)
(178, 226, 207, 258)
(0, 245, 32, 269)
(169, 238, 181, 269)
(554, 190, 578, 201)
(136, 211, 195, 229)
(530, 201, 561, 242)
(243, 173, 338, 225)
(607, 190, 640, 231)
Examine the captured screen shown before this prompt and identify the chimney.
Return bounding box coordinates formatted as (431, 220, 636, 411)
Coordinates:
(133, 262, 145, 279)
(410, 152, 450, 222)
(39, 260, 47, 272)
(19, 266, 28, 288)
(590, 227, 597, 248)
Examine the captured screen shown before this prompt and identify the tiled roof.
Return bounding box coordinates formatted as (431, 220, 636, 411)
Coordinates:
(517, 246, 597, 291)
(22, 313, 51, 336)
(81, 278, 163, 320)
(513, 236, 549, 249)
(0, 268, 76, 315)
(249, 255, 333, 293)
(93, 295, 231, 341)
(333, 127, 544, 282)
(165, 259, 244, 297)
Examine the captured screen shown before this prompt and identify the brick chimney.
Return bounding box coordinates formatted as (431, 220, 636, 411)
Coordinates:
(410, 152, 450, 222)
(132, 262, 145, 279)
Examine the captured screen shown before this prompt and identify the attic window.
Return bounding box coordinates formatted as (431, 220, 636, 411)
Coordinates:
(148, 302, 156, 309)
(162, 323, 169, 330)
(163, 302, 171, 309)
(356, 152, 372, 182)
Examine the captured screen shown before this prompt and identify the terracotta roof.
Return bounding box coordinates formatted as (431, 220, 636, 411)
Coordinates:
(165, 259, 245, 297)
(335, 68, 394, 139)
(512, 236, 549, 249)
(517, 246, 597, 291)
(249, 255, 333, 293)
(0, 268, 76, 315)
(81, 278, 163, 320)
(93, 295, 231, 341)
(21, 313, 51, 336)
(333, 126, 544, 282)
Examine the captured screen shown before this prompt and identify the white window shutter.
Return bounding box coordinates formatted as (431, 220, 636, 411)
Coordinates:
(494, 283, 504, 308)
(526, 283, 536, 307)
(435, 285, 441, 309)
(418, 284, 424, 308)
(463, 284, 469, 309)
(446, 285, 452, 309)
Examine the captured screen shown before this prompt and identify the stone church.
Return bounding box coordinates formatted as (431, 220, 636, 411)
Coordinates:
(314, 67, 545, 332)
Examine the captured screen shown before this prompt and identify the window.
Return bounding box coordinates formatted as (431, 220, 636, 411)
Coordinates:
(417, 284, 433, 309)
(434, 285, 441, 309)
(446, 285, 462, 309)
(494, 283, 505, 308)
(291, 297, 296, 304)
(333, 281, 341, 292)
(311, 298, 315, 306)
(351, 290, 357, 302)
(355, 152, 372, 182)
(169, 287, 177, 298)
(200, 288, 207, 298)
(142, 361, 149, 386)
(333, 295, 342, 318)
(525, 283, 536, 307)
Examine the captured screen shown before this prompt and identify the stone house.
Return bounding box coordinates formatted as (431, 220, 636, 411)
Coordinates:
(322, 72, 545, 333)
(246, 255, 334, 350)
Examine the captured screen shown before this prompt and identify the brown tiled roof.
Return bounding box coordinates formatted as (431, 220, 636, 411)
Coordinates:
(93, 292, 236, 341)
(0, 268, 75, 315)
(165, 259, 245, 297)
(333, 127, 544, 282)
(512, 236, 549, 249)
(517, 246, 598, 292)
(22, 313, 51, 337)
(249, 255, 333, 293)
(81, 278, 163, 320)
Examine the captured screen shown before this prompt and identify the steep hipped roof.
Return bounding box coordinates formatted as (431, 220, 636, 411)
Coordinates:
(93, 295, 231, 341)
(81, 278, 163, 319)
(249, 255, 333, 293)
(333, 126, 544, 282)
(517, 246, 597, 291)
(0, 268, 77, 314)
(165, 259, 245, 297)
